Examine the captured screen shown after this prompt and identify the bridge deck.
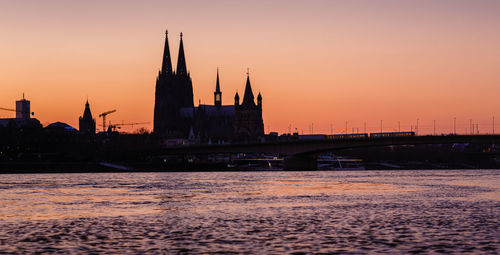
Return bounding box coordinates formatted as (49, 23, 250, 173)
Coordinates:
(157, 135, 500, 156)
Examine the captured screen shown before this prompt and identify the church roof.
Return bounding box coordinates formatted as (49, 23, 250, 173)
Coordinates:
(241, 74, 256, 108)
(81, 100, 94, 120)
(180, 105, 235, 118)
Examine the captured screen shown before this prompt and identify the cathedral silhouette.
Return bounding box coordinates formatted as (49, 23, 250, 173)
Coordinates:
(153, 30, 264, 143)
(79, 100, 96, 134)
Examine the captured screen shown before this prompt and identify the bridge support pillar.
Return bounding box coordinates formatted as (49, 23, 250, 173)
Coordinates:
(284, 156, 317, 171)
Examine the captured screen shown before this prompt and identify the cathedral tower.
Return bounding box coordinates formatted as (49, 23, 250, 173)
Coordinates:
(176, 33, 187, 76)
(153, 30, 194, 138)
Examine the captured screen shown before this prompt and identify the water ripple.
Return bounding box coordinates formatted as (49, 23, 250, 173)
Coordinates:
(0, 170, 498, 253)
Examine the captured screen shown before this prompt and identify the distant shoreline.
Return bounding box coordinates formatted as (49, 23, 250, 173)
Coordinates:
(0, 162, 498, 174)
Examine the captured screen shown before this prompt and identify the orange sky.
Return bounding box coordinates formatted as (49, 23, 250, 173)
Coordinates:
(1, 0, 499, 134)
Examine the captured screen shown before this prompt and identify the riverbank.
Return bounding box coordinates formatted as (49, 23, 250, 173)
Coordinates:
(0, 161, 498, 174)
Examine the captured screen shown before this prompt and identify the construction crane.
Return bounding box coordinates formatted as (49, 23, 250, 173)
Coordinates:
(98, 109, 116, 132)
(0, 107, 34, 116)
(107, 122, 149, 132)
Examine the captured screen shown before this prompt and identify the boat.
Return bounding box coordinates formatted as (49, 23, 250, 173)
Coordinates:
(317, 154, 365, 170)
(229, 154, 283, 170)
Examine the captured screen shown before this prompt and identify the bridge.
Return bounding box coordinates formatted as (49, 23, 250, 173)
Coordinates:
(159, 135, 500, 156)
(156, 135, 500, 170)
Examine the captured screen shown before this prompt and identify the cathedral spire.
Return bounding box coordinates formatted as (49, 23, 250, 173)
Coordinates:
(161, 29, 173, 75)
(79, 99, 96, 134)
(215, 67, 221, 92)
(176, 32, 187, 76)
(234, 91, 240, 107)
(214, 67, 222, 108)
(241, 71, 255, 107)
(82, 99, 93, 119)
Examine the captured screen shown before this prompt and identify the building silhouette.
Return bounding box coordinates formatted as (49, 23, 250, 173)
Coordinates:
(79, 100, 96, 134)
(16, 94, 31, 119)
(0, 94, 41, 129)
(181, 69, 236, 143)
(153, 30, 264, 142)
(234, 74, 264, 141)
(153, 31, 194, 138)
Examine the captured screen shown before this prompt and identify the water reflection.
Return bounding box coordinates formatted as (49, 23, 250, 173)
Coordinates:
(0, 170, 498, 253)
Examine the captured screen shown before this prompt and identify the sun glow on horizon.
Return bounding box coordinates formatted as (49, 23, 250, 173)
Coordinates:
(1, 0, 499, 134)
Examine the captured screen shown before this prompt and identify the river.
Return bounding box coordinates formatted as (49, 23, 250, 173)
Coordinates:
(0, 170, 498, 254)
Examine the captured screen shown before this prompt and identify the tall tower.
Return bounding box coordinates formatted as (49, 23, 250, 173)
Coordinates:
(79, 100, 96, 134)
(214, 68, 222, 109)
(153, 30, 194, 138)
(16, 94, 31, 119)
(234, 72, 264, 141)
(153, 30, 172, 135)
(176, 32, 194, 108)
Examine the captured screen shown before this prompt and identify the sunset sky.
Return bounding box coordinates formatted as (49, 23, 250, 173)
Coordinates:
(1, 0, 499, 134)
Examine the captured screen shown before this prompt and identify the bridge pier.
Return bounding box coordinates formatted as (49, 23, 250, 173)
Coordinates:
(284, 155, 317, 171)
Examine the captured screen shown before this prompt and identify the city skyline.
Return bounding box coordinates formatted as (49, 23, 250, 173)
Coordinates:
(1, 0, 499, 134)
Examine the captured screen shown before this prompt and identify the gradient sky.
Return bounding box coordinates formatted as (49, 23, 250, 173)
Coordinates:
(1, 0, 499, 134)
